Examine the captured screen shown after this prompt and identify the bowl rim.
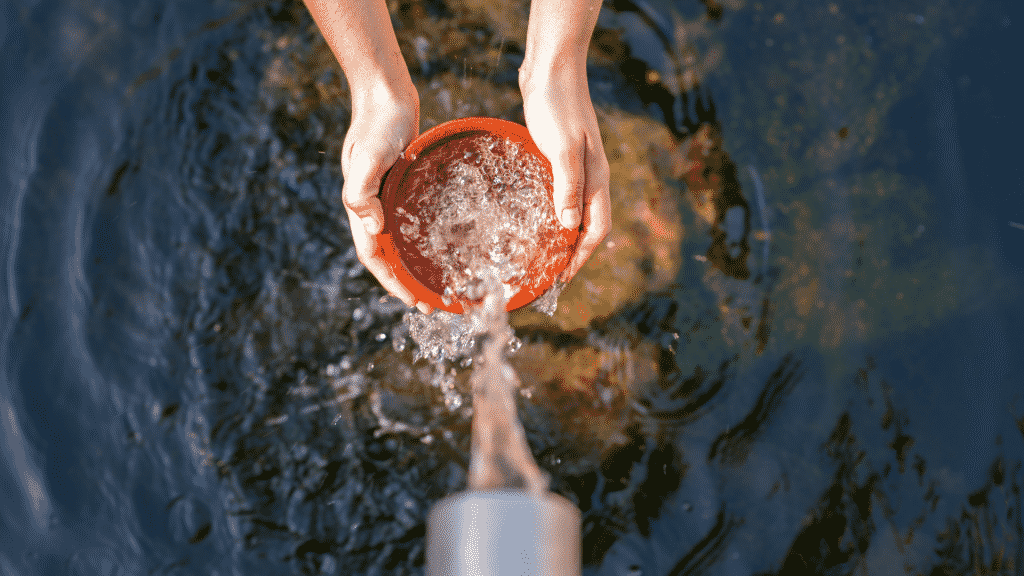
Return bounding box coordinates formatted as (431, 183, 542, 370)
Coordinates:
(378, 117, 576, 314)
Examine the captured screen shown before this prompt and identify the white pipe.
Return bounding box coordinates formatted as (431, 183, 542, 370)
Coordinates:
(426, 490, 582, 576)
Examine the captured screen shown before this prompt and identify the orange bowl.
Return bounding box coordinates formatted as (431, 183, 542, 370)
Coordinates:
(379, 117, 578, 314)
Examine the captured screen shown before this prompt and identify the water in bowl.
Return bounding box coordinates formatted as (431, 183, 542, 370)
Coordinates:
(395, 134, 568, 309)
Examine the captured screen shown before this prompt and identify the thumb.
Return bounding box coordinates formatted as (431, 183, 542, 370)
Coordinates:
(343, 159, 387, 235)
(538, 139, 584, 230)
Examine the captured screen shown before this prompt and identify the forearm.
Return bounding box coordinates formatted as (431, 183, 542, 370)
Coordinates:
(520, 0, 602, 88)
(302, 0, 416, 109)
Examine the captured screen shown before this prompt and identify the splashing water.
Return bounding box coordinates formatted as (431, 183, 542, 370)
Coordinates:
(395, 134, 567, 494)
(400, 266, 551, 494)
(528, 279, 566, 317)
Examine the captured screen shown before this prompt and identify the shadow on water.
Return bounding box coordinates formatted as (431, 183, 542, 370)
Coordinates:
(1, 0, 1023, 574)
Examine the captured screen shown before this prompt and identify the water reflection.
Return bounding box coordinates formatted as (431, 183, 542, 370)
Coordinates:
(2, 0, 1023, 574)
(137, 0, 1024, 572)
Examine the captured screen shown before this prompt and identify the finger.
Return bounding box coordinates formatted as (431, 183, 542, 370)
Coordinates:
(561, 142, 611, 283)
(537, 134, 585, 230)
(342, 158, 387, 235)
(561, 189, 611, 283)
(345, 206, 419, 307)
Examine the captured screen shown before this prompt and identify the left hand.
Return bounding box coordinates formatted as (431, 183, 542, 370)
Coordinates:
(520, 64, 611, 284)
(340, 80, 433, 314)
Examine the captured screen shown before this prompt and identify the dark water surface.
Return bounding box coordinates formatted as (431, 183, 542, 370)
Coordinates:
(2, 0, 1022, 574)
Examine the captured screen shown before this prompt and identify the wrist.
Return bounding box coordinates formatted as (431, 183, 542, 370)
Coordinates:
(349, 71, 418, 115)
(518, 52, 587, 97)
(519, 0, 600, 95)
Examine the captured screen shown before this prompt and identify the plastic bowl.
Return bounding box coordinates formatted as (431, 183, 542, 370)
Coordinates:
(379, 117, 578, 314)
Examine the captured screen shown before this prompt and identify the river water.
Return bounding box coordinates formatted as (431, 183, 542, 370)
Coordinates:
(1, 0, 1022, 575)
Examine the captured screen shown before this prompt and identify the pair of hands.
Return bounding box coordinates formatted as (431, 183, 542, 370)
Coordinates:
(340, 68, 611, 315)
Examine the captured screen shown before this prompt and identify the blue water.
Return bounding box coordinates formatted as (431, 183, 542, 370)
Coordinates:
(2, 0, 1022, 575)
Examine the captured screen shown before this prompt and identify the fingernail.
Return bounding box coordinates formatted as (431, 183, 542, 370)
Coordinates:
(415, 301, 432, 315)
(560, 208, 581, 229)
(362, 216, 382, 235)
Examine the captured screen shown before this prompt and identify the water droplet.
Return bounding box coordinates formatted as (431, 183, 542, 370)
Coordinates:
(445, 395, 462, 410)
(506, 336, 522, 354)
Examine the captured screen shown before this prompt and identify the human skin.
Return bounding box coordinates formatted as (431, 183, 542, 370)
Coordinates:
(302, 0, 611, 310)
(520, 0, 611, 284)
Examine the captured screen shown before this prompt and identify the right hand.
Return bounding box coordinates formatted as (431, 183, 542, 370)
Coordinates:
(520, 63, 611, 285)
(340, 83, 433, 314)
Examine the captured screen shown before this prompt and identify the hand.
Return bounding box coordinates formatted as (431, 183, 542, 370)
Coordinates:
(520, 65, 611, 284)
(340, 83, 433, 314)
